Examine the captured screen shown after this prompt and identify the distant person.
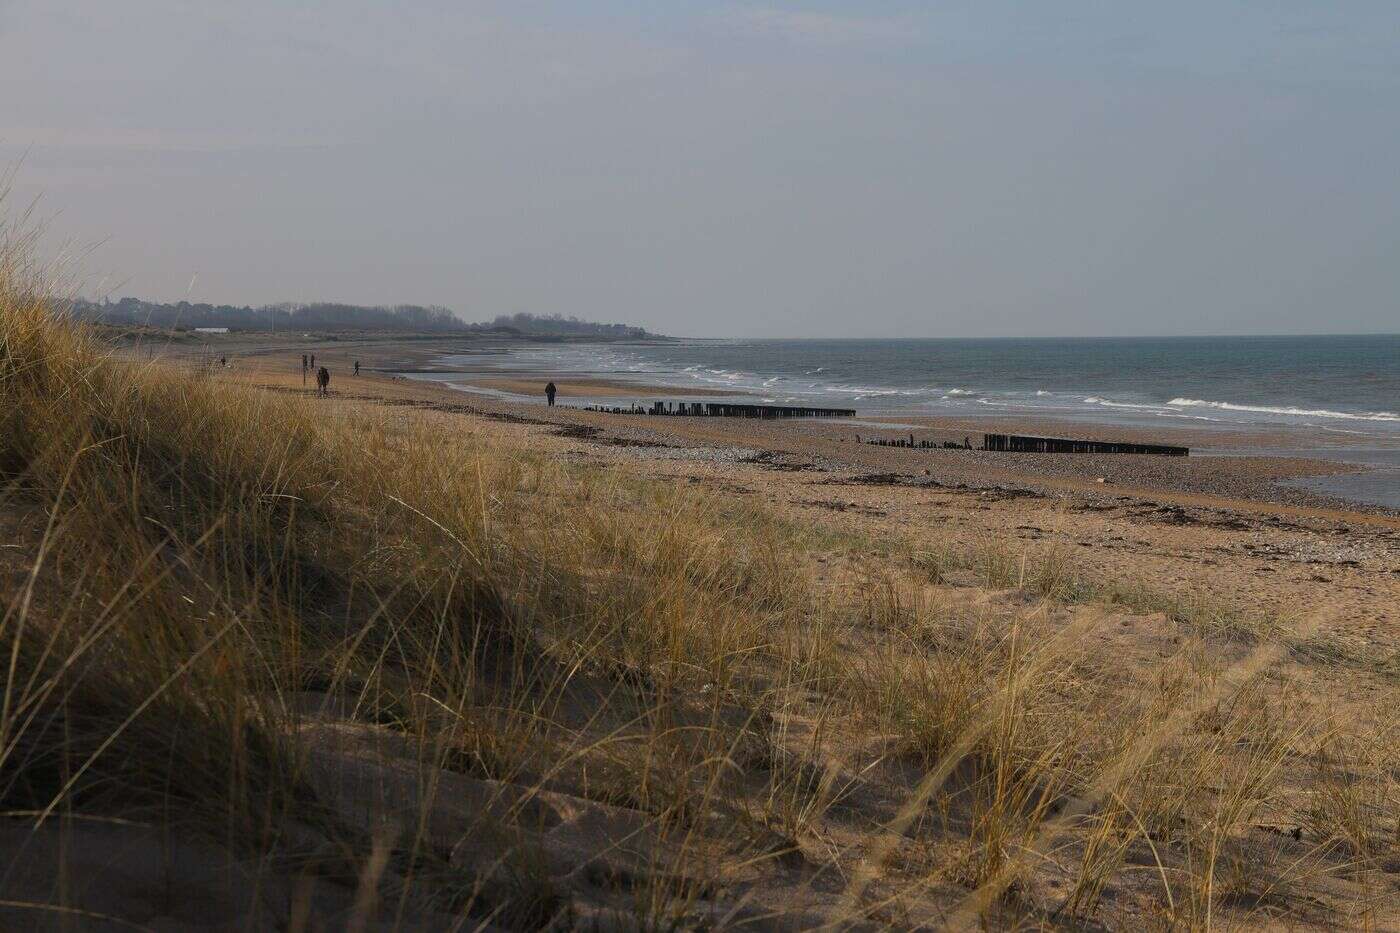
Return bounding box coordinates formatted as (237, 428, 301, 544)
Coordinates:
(545, 381, 557, 406)
(310, 354, 315, 369)
(354, 360, 360, 376)
(302, 354, 308, 386)
(316, 366, 330, 396)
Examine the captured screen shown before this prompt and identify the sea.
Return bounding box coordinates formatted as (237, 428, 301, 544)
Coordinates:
(429, 334, 1400, 508)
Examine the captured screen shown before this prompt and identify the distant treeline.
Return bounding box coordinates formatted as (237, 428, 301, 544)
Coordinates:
(72, 299, 655, 338)
(481, 312, 651, 338)
(74, 298, 463, 332)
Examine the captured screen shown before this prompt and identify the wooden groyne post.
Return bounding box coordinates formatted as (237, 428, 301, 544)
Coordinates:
(858, 433, 1189, 456)
(582, 402, 856, 419)
(981, 433, 1189, 456)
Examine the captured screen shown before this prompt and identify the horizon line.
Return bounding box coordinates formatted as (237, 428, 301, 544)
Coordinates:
(670, 331, 1400, 341)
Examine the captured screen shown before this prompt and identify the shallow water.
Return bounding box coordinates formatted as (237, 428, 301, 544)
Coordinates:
(1289, 470, 1400, 510)
(1199, 447, 1400, 510)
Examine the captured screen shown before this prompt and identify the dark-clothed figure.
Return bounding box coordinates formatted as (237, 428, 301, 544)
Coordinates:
(310, 354, 315, 369)
(354, 360, 360, 376)
(316, 367, 330, 396)
(302, 354, 308, 386)
(545, 381, 557, 406)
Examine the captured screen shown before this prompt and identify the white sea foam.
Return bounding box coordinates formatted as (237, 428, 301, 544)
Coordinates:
(1084, 396, 1172, 411)
(1168, 398, 1400, 422)
(1316, 425, 1380, 436)
(826, 384, 913, 397)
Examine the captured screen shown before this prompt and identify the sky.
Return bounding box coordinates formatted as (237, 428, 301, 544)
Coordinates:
(2, 1, 1398, 338)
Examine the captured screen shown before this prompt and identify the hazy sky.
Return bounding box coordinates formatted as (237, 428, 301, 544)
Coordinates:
(4, 2, 1398, 337)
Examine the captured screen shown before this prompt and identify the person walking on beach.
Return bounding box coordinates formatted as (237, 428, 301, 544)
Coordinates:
(545, 381, 557, 406)
(354, 360, 360, 376)
(302, 354, 308, 386)
(316, 366, 330, 397)
(310, 354, 315, 369)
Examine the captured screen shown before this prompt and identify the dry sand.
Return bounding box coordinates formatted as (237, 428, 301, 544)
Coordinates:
(188, 341, 1399, 674)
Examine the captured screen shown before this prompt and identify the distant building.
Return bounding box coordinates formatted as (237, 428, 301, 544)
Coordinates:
(194, 327, 230, 333)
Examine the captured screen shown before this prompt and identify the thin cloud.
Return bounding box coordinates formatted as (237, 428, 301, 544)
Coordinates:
(725, 6, 917, 45)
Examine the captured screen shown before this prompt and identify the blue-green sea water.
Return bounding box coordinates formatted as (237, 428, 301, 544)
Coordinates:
(457, 335, 1400, 437)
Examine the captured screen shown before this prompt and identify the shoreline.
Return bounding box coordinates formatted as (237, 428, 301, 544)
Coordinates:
(400, 343, 1400, 451)
(429, 388, 1391, 520)
(422, 371, 1399, 458)
(393, 343, 1400, 512)
(136, 332, 1400, 517)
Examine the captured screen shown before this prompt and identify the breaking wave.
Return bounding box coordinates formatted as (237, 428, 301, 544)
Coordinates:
(1084, 396, 1172, 411)
(1167, 398, 1400, 422)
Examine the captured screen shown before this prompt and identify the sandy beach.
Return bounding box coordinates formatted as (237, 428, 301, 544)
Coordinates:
(24, 327, 1387, 930)
(195, 340, 1398, 665)
(198, 333, 1392, 506)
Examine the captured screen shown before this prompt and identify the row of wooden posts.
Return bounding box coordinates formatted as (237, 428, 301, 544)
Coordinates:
(859, 433, 1189, 456)
(982, 433, 1189, 456)
(571, 403, 1189, 457)
(860, 434, 973, 450)
(582, 401, 856, 419)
